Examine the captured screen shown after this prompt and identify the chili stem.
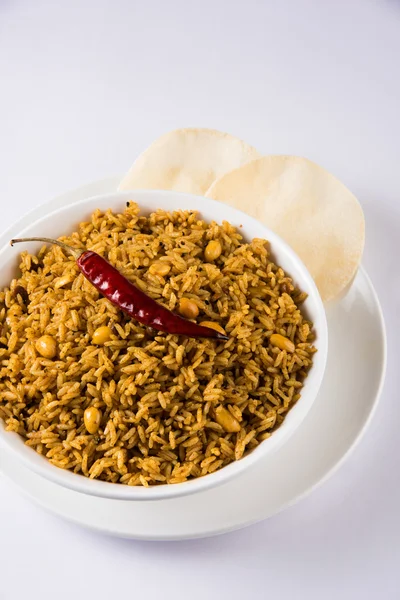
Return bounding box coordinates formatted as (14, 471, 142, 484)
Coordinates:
(10, 237, 83, 260)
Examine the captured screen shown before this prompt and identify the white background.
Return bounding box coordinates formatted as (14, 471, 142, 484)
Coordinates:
(1, 1, 399, 598)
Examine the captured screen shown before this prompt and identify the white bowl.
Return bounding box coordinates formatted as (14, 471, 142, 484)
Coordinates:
(0, 190, 328, 501)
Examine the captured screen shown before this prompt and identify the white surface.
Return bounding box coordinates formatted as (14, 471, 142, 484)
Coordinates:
(0, 0, 399, 597)
(0, 188, 328, 501)
(0, 260, 385, 539)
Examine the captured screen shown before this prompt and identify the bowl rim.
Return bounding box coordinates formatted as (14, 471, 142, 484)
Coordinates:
(0, 189, 328, 501)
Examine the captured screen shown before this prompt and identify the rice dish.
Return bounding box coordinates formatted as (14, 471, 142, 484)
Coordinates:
(0, 203, 316, 486)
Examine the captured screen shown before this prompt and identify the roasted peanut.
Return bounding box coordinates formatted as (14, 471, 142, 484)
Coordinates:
(215, 406, 241, 433)
(200, 321, 226, 336)
(35, 335, 57, 359)
(204, 240, 222, 262)
(149, 261, 171, 277)
(179, 297, 199, 319)
(270, 333, 295, 353)
(92, 326, 112, 345)
(84, 406, 102, 434)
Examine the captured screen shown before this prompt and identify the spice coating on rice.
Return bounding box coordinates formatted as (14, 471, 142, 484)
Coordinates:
(0, 203, 316, 486)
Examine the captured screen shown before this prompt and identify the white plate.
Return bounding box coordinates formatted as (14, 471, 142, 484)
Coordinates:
(0, 178, 386, 541)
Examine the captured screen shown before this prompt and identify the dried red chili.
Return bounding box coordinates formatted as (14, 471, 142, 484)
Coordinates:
(10, 237, 228, 341)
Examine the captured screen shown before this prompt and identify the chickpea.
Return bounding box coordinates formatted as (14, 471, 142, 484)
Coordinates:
(204, 240, 222, 262)
(84, 406, 102, 434)
(215, 406, 241, 433)
(179, 297, 199, 319)
(35, 335, 57, 359)
(270, 333, 295, 353)
(149, 261, 171, 277)
(92, 326, 112, 345)
(200, 321, 226, 336)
